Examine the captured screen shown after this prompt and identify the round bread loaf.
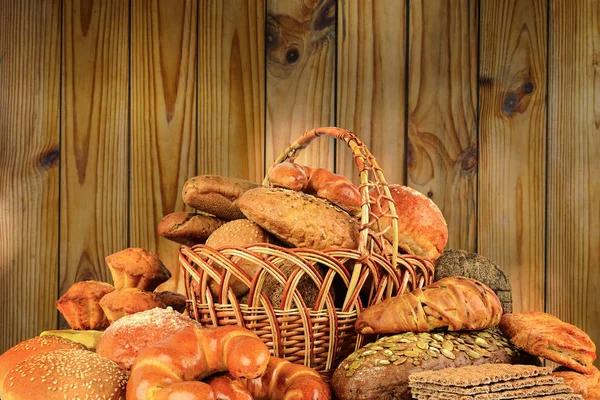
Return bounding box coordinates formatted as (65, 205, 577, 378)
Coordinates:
(2, 348, 127, 400)
(99, 287, 166, 323)
(105, 247, 171, 291)
(96, 307, 200, 370)
(0, 335, 86, 396)
(332, 329, 541, 400)
(370, 185, 448, 260)
(55, 280, 115, 330)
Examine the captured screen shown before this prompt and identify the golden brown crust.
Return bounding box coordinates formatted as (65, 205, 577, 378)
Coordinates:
(3, 348, 127, 400)
(56, 280, 115, 330)
(553, 367, 600, 398)
(157, 212, 226, 246)
(355, 276, 503, 335)
(499, 312, 597, 375)
(99, 287, 166, 323)
(235, 187, 360, 250)
(0, 336, 86, 396)
(371, 185, 448, 260)
(182, 175, 260, 220)
(105, 247, 171, 291)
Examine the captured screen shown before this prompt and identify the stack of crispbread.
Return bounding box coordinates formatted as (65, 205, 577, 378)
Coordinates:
(409, 364, 583, 400)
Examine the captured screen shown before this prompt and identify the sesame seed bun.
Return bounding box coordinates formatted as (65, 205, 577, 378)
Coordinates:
(2, 348, 127, 400)
(0, 335, 86, 396)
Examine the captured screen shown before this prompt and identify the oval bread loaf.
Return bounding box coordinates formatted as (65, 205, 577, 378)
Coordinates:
(235, 187, 360, 250)
(157, 212, 226, 247)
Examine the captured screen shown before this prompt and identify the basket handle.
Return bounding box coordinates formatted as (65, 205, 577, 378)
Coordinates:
(263, 127, 400, 308)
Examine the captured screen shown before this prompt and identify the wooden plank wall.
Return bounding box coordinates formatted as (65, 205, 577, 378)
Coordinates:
(1, 0, 598, 368)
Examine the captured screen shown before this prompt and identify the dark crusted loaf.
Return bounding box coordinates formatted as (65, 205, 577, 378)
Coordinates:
(332, 329, 540, 400)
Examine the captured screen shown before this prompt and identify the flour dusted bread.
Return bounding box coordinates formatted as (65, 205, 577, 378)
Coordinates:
(157, 211, 226, 246)
(499, 312, 597, 375)
(56, 280, 115, 330)
(105, 247, 171, 291)
(182, 174, 260, 220)
(235, 187, 360, 250)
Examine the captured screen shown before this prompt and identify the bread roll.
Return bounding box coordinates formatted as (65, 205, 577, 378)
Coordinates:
(155, 290, 187, 313)
(96, 307, 200, 370)
(105, 247, 171, 291)
(370, 184, 448, 259)
(332, 329, 540, 400)
(56, 280, 115, 330)
(2, 348, 127, 400)
(99, 287, 166, 323)
(499, 312, 597, 375)
(157, 211, 226, 246)
(182, 175, 259, 220)
(236, 187, 360, 250)
(0, 335, 86, 396)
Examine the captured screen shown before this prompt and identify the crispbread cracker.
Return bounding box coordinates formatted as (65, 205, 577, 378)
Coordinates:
(409, 375, 564, 396)
(473, 384, 572, 399)
(409, 383, 490, 395)
(409, 364, 552, 386)
(417, 396, 582, 400)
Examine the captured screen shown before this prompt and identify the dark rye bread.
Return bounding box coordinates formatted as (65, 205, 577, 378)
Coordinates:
(331, 329, 541, 400)
(434, 249, 513, 314)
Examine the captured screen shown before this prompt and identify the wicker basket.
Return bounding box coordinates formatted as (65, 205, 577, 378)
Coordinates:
(179, 127, 435, 379)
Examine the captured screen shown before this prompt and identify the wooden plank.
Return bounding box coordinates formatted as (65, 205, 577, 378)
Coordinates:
(478, 0, 547, 313)
(198, 0, 265, 182)
(0, 0, 61, 353)
(547, 0, 600, 366)
(60, 0, 129, 327)
(265, 0, 336, 171)
(336, 0, 407, 186)
(407, 0, 478, 252)
(130, 0, 197, 292)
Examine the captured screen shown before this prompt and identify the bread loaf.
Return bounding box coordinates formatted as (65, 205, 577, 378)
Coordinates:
(235, 187, 360, 250)
(157, 211, 226, 246)
(182, 175, 259, 220)
(332, 329, 540, 400)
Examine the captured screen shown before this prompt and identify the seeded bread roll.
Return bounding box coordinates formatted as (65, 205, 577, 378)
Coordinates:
(332, 329, 541, 400)
(182, 175, 260, 220)
(157, 211, 226, 246)
(56, 280, 115, 330)
(235, 187, 360, 250)
(105, 247, 171, 291)
(2, 348, 127, 400)
(99, 287, 166, 323)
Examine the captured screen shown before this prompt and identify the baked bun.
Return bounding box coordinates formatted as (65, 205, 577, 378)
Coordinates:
(370, 184, 448, 259)
(99, 287, 166, 323)
(96, 307, 200, 370)
(105, 247, 171, 291)
(56, 280, 115, 330)
(499, 312, 597, 375)
(155, 290, 187, 313)
(2, 348, 127, 400)
(0, 335, 86, 396)
(553, 366, 600, 398)
(157, 211, 226, 246)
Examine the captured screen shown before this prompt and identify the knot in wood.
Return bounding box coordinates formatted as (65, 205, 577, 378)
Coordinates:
(39, 147, 60, 169)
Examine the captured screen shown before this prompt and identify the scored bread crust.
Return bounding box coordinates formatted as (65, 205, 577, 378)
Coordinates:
(499, 312, 597, 375)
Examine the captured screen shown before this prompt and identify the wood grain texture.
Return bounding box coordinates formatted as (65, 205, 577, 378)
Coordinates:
(336, 0, 406, 186)
(60, 0, 129, 327)
(0, 0, 61, 353)
(478, 0, 547, 313)
(265, 0, 336, 171)
(408, 0, 478, 252)
(130, 0, 197, 293)
(198, 0, 265, 182)
(547, 0, 600, 366)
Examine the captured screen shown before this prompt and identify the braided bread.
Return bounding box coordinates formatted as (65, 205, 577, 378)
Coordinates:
(126, 325, 270, 399)
(355, 276, 503, 334)
(207, 357, 331, 399)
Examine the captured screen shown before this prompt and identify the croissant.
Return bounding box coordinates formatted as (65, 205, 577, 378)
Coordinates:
(126, 325, 270, 400)
(207, 357, 331, 400)
(355, 276, 503, 335)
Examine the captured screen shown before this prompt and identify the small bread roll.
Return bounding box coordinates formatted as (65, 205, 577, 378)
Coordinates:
(105, 247, 171, 291)
(56, 280, 115, 330)
(2, 348, 127, 399)
(155, 290, 187, 313)
(371, 185, 448, 260)
(0, 336, 86, 396)
(157, 212, 226, 246)
(99, 287, 166, 323)
(205, 219, 273, 297)
(182, 175, 259, 220)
